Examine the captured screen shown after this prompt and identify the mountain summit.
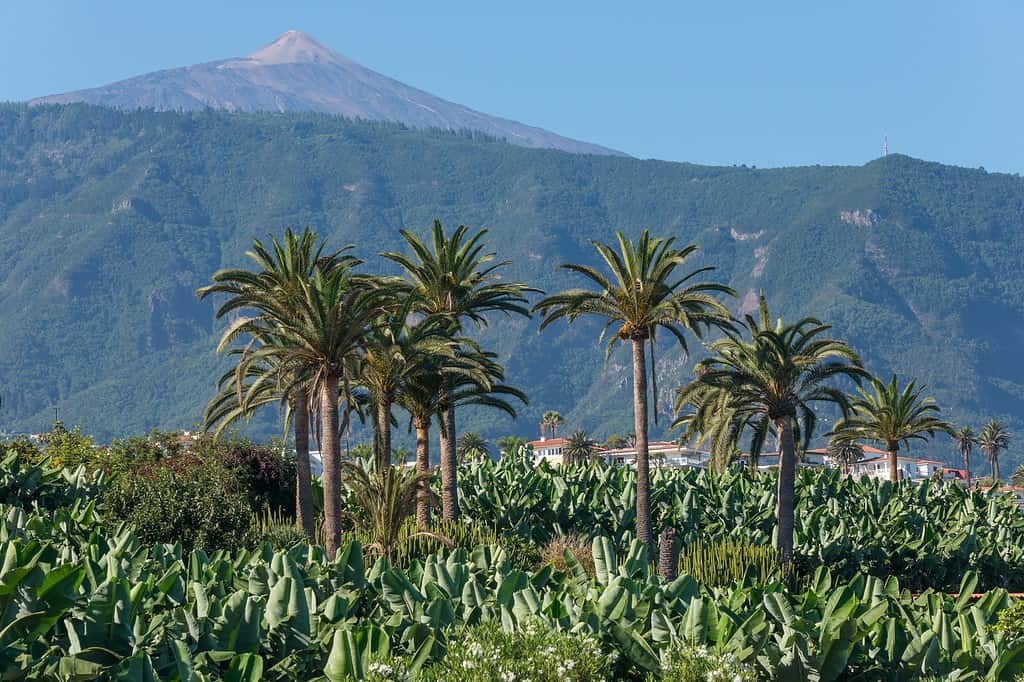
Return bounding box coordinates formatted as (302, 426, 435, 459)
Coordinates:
(31, 31, 622, 156)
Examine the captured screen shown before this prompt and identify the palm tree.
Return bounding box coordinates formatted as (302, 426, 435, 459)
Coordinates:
(674, 295, 865, 567)
(356, 300, 461, 471)
(398, 348, 525, 527)
(207, 262, 386, 558)
(536, 230, 734, 553)
(496, 436, 529, 457)
(563, 430, 598, 465)
(541, 411, 565, 439)
(341, 459, 443, 562)
(197, 228, 359, 540)
(202, 349, 317, 537)
(826, 437, 863, 476)
(382, 220, 536, 521)
(456, 431, 490, 461)
(979, 420, 1010, 482)
(952, 426, 977, 488)
(832, 376, 951, 484)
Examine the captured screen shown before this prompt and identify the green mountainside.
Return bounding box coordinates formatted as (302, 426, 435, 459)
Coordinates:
(2, 104, 1024, 468)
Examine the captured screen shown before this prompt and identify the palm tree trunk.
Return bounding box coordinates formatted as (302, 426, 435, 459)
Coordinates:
(440, 393, 460, 521)
(415, 417, 431, 528)
(293, 389, 314, 539)
(320, 374, 342, 558)
(377, 397, 392, 471)
(658, 526, 678, 580)
(994, 455, 1000, 482)
(632, 338, 652, 557)
(887, 442, 899, 483)
(965, 451, 971, 489)
(775, 415, 797, 570)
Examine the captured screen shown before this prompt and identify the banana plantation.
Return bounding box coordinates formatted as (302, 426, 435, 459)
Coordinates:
(6, 223, 1024, 681)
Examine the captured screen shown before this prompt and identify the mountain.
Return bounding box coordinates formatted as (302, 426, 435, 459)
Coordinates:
(30, 30, 622, 157)
(2, 104, 1024, 471)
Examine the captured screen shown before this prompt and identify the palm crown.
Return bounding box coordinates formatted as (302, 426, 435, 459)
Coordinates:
(832, 375, 951, 483)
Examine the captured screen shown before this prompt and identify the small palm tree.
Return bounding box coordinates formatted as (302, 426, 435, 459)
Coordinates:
(979, 420, 1010, 482)
(536, 230, 734, 553)
(952, 426, 977, 488)
(832, 376, 951, 484)
(826, 437, 864, 476)
(496, 436, 529, 457)
(382, 220, 536, 521)
(456, 432, 490, 462)
(341, 459, 445, 562)
(541, 411, 565, 439)
(563, 430, 598, 465)
(674, 294, 865, 567)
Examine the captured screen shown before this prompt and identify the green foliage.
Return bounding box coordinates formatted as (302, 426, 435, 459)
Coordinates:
(419, 620, 615, 682)
(38, 422, 96, 469)
(456, 457, 1024, 591)
(251, 506, 307, 550)
(6, 104, 1024, 471)
(678, 539, 781, 587)
(103, 454, 252, 551)
(650, 642, 758, 682)
(994, 599, 1024, 642)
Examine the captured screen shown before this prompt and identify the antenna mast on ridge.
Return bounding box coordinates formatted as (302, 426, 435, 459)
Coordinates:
(883, 131, 889, 157)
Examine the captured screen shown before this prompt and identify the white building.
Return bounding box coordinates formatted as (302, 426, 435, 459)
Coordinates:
(528, 437, 570, 466)
(599, 441, 711, 469)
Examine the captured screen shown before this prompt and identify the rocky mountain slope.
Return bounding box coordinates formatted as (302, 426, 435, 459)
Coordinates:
(30, 31, 622, 156)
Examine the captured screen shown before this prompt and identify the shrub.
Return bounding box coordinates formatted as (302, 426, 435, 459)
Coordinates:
(39, 423, 96, 469)
(994, 599, 1024, 642)
(541, 534, 596, 578)
(651, 642, 759, 682)
(678, 539, 781, 587)
(103, 455, 250, 552)
(419, 619, 614, 681)
(209, 438, 295, 514)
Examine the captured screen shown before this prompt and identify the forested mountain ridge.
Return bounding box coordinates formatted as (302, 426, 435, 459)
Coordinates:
(2, 104, 1023, 468)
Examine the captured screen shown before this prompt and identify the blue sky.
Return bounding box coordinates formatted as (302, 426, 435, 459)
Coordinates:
(2, 1, 1021, 172)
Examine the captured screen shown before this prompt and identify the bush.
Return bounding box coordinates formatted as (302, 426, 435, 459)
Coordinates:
(419, 619, 614, 681)
(103, 455, 251, 552)
(208, 438, 295, 514)
(994, 599, 1024, 642)
(39, 423, 96, 469)
(541, 534, 595, 578)
(651, 642, 759, 682)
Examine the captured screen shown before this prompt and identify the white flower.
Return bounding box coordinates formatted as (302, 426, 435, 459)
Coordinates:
(462, 660, 475, 670)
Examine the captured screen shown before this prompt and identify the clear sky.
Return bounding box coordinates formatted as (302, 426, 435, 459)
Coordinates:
(2, 1, 1021, 172)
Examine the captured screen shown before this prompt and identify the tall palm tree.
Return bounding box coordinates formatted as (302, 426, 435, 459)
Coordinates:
(826, 436, 864, 476)
(536, 230, 734, 553)
(979, 420, 1011, 482)
(563, 430, 598, 465)
(952, 426, 977, 488)
(209, 264, 385, 558)
(832, 375, 951, 484)
(541, 410, 565, 439)
(197, 228, 359, 539)
(674, 295, 865, 567)
(382, 220, 536, 521)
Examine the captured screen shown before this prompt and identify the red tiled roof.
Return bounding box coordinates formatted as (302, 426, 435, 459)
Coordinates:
(528, 438, 570, 447)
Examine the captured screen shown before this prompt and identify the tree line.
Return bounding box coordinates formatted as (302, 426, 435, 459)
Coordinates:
(199, 223, 1011, 572)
